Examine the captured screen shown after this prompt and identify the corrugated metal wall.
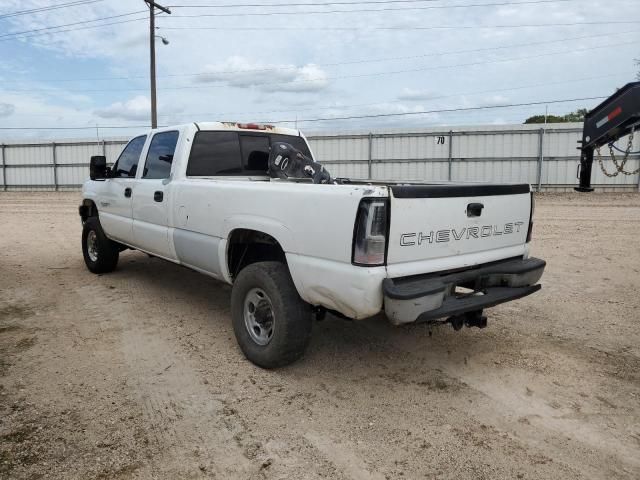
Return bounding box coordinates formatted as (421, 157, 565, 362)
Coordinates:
(308, 124, 640, 191)
(1, 124, 638, 191)
(0, 139, 129, 191)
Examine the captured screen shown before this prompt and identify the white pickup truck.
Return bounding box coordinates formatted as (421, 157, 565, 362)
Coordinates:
(79, 122, 545, 368)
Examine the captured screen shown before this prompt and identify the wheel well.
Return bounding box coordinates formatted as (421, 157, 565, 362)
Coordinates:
(80, 199, 98, 221)
(227, 229, 286, 279)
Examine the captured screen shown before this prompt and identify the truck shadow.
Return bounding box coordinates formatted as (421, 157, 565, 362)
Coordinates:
(105, 251, 507, 381)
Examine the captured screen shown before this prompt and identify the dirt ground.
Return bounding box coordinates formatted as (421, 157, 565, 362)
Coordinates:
(0, 192, 639, 480)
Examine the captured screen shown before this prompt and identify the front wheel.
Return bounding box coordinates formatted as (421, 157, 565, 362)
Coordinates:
(82, 216, 119, 274)
(231, 261, 312, 368)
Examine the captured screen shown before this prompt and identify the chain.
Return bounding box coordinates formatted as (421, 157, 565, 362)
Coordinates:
(596, 126, 639, 177)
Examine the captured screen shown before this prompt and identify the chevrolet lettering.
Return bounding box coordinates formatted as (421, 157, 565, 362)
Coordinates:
(400, 222, 525, 246)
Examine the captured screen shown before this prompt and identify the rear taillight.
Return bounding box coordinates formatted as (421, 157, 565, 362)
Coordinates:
(352, 198, 388, 266)
(526, 192, 535, 242)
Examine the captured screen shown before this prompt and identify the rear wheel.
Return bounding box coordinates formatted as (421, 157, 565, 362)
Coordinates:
(231, 261, 312, 368)
(82, 216, 119, 274)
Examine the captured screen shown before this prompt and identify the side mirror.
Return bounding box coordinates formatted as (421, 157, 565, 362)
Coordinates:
(90, 155, 108, 180)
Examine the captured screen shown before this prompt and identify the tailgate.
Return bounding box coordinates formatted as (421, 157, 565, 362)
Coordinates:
(386, 183, 532, 271)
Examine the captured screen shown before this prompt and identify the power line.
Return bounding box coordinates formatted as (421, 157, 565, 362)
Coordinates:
(1, 7, 634, 42)
(169, 0, 565, 7)
(168, 0, 577, 17)
(3, 39, 634, 93)
(0, 16, 151, 43)
(154, 71, 632, 119)
(0, 125, 151, 131)
(9, 70, 630, 119)
(267, 95, 606, 123)
(157, 34, 637, 83)
(4, 29, 635, 84)
(0, 0, 103, 19)
(0, 10, 148, 40)
(0, 95, 606, 130)
(161, 20, 640, 31)
(0, 0, 582, 42)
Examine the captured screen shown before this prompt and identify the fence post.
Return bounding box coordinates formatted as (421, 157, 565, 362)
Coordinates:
(536, 128, 545, 192)
(52, 142, 59, 191)
(367, 132, 373, 180)
(447, 130, 453, 181)
(1, 144, 6, 191)
(637, 151, 640, 192)
(102, 139, 106, 157)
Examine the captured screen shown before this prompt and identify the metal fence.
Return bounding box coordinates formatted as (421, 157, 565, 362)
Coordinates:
(1, 123, 638, 192)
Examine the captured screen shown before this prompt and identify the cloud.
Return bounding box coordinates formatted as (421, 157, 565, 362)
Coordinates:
(1, 0, 638, 139)
(94, 95, 151, 121)
(0, 103, 15, 118)
(397, 88, 438, 102)
(194, 57, 329, 93)
(474, 95, 510, 108)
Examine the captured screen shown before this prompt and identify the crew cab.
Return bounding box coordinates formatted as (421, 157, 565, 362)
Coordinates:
(79, 122, 545, 368)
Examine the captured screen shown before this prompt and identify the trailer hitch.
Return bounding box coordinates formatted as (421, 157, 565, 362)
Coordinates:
(576, 81, 640, 192)
(447, 310, 487, 331)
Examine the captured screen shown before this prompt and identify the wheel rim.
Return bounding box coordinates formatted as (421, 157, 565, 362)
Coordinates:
(87, 230, 99, 262)
(243, 288, 275, 346)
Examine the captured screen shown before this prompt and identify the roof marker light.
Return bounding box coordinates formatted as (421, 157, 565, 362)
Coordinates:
(237, 123, 273, 130)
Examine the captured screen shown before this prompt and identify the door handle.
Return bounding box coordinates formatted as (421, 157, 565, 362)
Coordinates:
(466, 202, 484, 217)
(154, 191, 164, 202)
(124, 187, 132, 198)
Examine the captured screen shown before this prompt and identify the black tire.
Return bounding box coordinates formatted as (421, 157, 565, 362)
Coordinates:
(82, 216, 119, 274)
(231, 261, 312, 368)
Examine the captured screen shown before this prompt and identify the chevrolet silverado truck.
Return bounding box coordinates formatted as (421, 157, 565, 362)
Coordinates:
(79, 122, 545, 368)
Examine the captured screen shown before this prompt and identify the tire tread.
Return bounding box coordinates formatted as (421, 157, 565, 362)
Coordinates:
(82, 216, 119, 274)
(231, 261, 311, 368)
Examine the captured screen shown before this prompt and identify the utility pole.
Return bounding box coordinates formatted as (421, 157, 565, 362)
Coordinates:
(144, 0, 171, 129)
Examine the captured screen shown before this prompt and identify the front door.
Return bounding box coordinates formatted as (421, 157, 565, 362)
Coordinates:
(132, 130, 179, 259)
(98, 135, 147, 244)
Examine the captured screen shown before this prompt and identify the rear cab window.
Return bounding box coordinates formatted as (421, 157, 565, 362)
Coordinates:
(186, 131, 311, 177)
(187, 131, 243, 176)
(240, 135, 270, 174)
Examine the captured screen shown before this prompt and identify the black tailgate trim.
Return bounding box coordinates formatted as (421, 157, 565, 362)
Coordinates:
(391, 184, 530, 198)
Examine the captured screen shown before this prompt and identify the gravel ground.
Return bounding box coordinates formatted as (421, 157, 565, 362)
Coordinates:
(0, 191, 639, 480)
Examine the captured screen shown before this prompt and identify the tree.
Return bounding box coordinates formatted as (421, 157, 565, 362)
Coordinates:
(524, 108, 588, 124)
(563, 108, 588, 122)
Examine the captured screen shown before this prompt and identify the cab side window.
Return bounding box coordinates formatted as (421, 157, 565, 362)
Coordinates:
(112, 135, 146, 178)
(143, 131, 179, 179)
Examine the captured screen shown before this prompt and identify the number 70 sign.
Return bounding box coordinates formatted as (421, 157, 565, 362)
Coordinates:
(435, 136, 446, 145)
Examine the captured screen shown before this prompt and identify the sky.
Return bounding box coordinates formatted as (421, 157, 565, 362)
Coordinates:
(0, 0, 638, 140)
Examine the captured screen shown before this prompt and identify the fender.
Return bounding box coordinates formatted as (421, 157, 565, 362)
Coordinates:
(220, 215, 297, 285)
(221, 215, 296, 253)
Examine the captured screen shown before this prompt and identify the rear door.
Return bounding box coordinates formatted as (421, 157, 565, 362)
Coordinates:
(386, 184, 532, 276)
(98, 135, 146, 243)
(132, 130, 179, 259)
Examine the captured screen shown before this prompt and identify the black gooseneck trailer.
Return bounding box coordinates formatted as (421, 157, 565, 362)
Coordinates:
(576, 81, 640, 192)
